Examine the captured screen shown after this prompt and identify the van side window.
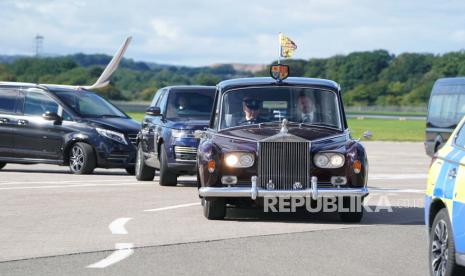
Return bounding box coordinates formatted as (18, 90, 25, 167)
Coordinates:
(0, 88, 18, 114)
(24, 92, 59, 116)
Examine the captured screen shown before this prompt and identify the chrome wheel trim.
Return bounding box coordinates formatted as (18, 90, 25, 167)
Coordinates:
(70, 146, 85, 172)
(431, 219, 449, 276)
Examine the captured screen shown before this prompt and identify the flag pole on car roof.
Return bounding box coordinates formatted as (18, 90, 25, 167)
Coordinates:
(278, 32, 282, 65)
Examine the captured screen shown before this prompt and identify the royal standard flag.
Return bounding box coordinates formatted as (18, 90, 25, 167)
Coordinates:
(279, 33, 297, 58)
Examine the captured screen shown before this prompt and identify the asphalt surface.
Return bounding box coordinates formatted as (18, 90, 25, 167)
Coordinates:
(0, 142, 430, 275)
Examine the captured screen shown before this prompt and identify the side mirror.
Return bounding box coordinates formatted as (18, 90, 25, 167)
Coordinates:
(362, 130, 372, 140)
(194, 130, 205, 139)
(42, 111, 62, 122)
(146, 106, 161, 116)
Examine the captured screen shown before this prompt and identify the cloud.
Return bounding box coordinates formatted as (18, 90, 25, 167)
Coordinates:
(1, 0, 465, 65)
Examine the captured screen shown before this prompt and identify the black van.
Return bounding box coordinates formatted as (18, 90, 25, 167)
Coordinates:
(425, 77, 465, 156)
(0, 82, 140, 174)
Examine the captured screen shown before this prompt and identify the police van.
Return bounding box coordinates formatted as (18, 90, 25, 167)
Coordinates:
(426, 77, 465, 156)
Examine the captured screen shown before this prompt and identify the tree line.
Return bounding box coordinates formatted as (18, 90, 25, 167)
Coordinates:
(2, 50, 465, 106)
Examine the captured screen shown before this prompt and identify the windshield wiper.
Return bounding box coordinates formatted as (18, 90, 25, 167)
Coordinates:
(96, 114, 126, 118)
(300, 122, 340, 130)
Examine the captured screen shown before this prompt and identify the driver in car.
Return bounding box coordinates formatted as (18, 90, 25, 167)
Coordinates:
(297, 92, 316, 123)
(239, 98, 266, 125)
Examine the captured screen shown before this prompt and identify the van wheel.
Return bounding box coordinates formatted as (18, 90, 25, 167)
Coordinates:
(135, 144, 155, 181)
(0, 162, 6, 170)
(159, 145, 177, 186)
(203, 198, 226, 220)
(69, 142, 96, 175)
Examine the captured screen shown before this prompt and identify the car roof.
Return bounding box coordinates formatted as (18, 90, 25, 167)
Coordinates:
(165, 85, 216, 91)
(217, 77, 341, 92)
(0, 81, 98, 94)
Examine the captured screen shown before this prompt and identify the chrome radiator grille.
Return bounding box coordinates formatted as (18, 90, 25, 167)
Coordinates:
(258, 141, 310, 190)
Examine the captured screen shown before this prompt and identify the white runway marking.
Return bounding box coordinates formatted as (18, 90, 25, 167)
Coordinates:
(369, 188, 425, 194)
(87, 243, 134, 268)
(369, 174, 427, 180)
(0, 179, 119, 186)
(109, 218, 132, 235)
(144, 202, 200, 212)
(0, 182, 151, 190)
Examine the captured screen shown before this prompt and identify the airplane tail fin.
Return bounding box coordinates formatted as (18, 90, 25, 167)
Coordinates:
(81, 36, 132, 90)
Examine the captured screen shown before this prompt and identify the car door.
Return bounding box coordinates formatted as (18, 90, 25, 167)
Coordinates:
(451, 124, 465, 254)
(142, 89, 166, 168)
(0, 87, 21, 158)
(13, 88, 65, 160)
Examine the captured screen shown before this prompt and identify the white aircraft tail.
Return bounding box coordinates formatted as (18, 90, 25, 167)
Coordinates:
(81, 36, 132, 90)
(41, 36, 132, 90)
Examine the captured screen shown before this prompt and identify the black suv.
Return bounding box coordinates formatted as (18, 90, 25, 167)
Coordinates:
(135, 86, 215, 185)
(0, 82, 140, 174)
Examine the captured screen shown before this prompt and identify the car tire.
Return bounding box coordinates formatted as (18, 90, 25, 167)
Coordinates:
(338, 197, 364, 223)
(69, 142, 96, 175)
(429, 208, 465, 276)
(135, 144, 155, 181)
(0, 162, 6, 170)
(203, 198, 226, 220)
(159, 145, 177, 186)
(125, 167, 136, 175)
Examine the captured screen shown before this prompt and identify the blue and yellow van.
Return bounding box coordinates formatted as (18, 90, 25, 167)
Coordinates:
(426, 116, 465, 275)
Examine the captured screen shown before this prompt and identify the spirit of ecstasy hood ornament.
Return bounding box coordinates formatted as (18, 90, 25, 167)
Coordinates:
(280, 119, 288, 134)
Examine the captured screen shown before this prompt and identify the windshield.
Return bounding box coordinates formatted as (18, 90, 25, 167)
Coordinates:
(54, 91, 127, 118)
(219, 87, 342, 129)
(165, 89, 214, 120)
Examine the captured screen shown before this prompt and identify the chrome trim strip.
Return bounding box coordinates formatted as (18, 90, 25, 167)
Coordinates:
(199, 186, 368, 198)
(425, 127, 454, 133)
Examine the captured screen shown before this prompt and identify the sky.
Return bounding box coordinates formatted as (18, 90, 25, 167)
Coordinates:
(1, 0, 465, 66)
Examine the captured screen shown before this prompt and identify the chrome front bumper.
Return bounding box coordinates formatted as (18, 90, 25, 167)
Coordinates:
(199, 176, 369, 200)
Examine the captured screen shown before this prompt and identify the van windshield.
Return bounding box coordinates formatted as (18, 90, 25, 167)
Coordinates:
(54, 90, 128, 118)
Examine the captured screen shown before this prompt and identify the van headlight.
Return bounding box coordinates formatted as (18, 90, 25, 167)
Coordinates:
(96, 128, 127, 145)
(314, 152, 345, 168)
(224, 152, 255, 168)
(171, 129, 194, 138)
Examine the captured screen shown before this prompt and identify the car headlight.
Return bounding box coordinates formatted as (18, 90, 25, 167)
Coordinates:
(171, 129, 194, 138)
(314, 152, 345, 168)
(96, 128, 127, 145)
(224, 152, 255, 168)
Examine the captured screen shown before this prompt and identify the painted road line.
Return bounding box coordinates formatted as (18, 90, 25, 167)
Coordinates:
(144, 202, 200, 212)
(0, 182, 151, 190)
(0, 179, 120, 186)
(369, 188, 425, 194)
(87, 243, 134, 269)
(369, 174, 427, 180)
(109, 218, 132, 235)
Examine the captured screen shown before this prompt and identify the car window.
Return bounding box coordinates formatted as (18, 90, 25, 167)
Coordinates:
(0, 88, 19, 114)
(150, 89, 164, 107)
(455, 123, 465, 148)
(24, 91, 59, 116)
(159, 90, 169, 114)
